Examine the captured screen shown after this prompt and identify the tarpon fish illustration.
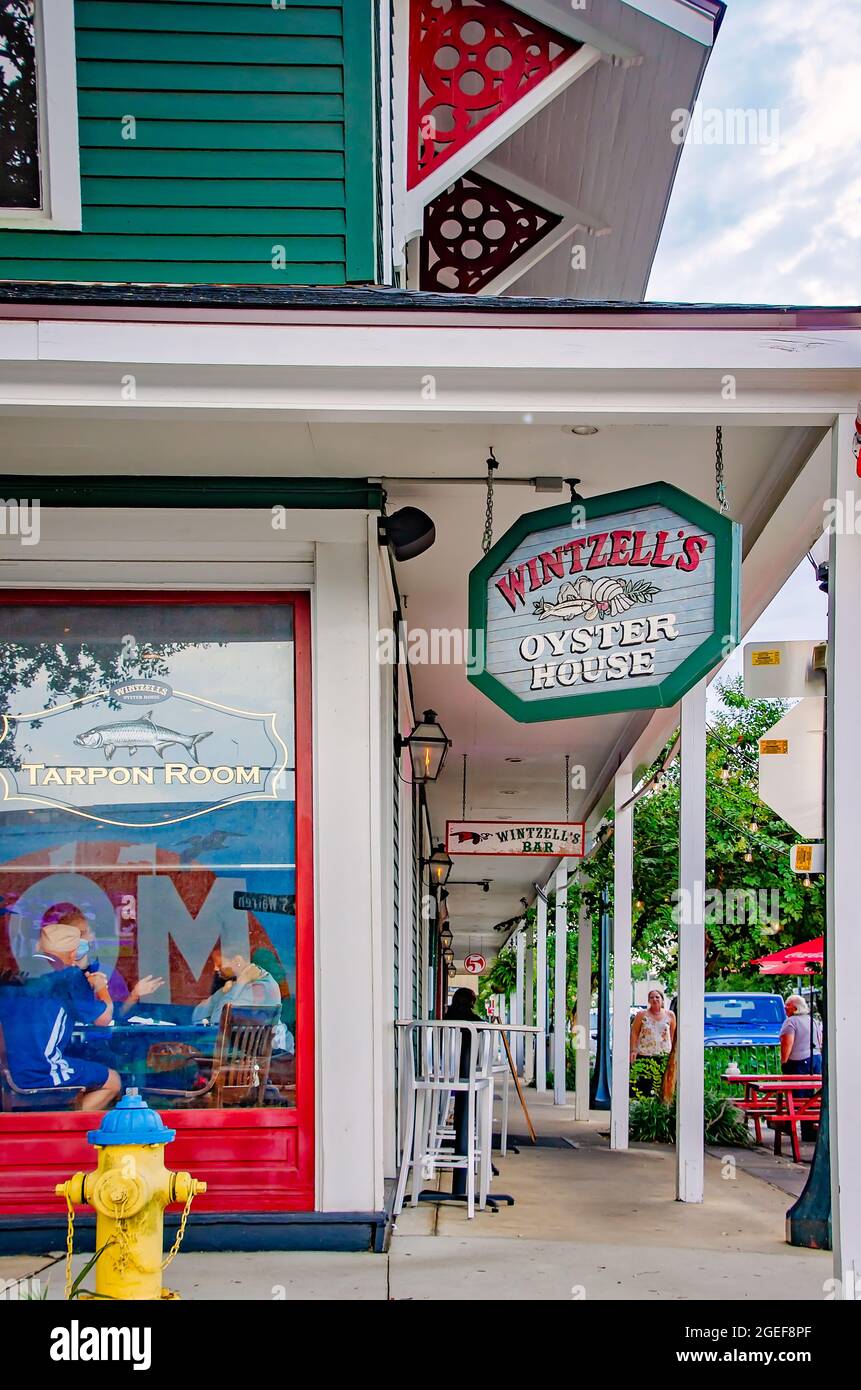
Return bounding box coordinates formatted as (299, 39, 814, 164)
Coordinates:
(74, 711, 212, 764)
(534, 576, 660, 622)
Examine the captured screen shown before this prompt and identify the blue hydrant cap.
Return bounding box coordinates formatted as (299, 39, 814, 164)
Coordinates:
(87, 1088, 176, 1147)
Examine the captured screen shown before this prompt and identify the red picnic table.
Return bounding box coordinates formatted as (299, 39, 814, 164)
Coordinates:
(722, 1073, 822, 1163)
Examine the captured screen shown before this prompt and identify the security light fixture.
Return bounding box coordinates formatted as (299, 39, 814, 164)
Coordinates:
(397, 710, 451, 784)
(378, 506, 436, 561)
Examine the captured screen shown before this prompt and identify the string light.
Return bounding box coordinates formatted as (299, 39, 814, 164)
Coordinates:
(744, 846, 754, 863)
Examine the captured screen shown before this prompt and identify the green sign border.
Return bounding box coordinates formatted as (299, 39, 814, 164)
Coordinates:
(467, 481, 742, 723)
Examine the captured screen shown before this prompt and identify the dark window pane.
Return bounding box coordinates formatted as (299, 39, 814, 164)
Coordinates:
(0, 1, 40, 209)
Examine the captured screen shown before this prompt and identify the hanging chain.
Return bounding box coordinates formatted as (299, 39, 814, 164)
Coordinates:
(162, 1190, 196, 1271)
(482, 449, 499, 555)
(715, 426, 728, 514)
(462, 753, 468, 820)
(64, 1194, 76, 1301)
(565, 754, 570, 820)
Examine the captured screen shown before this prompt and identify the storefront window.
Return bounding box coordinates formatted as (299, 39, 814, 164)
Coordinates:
(0, 2, 41, 211)
(0, 598, 301, 1113)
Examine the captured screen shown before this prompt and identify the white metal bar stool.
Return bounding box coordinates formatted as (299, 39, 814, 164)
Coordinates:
(394, 1021, 494, 1219)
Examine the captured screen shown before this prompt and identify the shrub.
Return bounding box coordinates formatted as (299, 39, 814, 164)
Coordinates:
(629, 1090, 753, 1147)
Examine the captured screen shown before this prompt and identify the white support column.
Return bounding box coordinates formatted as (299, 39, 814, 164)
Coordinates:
(525, 933, 535, 1083)
(676, 678, 707, 1203)
(536, 887, 548, 1091)
(514, 927, 526, 1072)
(827, 410, 861, 1297)
(553, 860, 570, 1105)
(574, 870, 592, 1121)
(611, 765, 633, 1150)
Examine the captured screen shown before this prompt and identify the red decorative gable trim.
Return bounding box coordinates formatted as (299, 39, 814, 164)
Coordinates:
(407, 0, 581, 190)
(420, 169, 562, 293)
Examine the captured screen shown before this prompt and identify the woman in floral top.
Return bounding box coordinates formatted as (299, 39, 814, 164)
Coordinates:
(629, 988, 676, 1100)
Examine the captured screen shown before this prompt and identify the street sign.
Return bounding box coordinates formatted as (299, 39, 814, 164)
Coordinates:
(790, 843, 825, 875)
(464, 954, 487, 975)
(446, 819, 584, 857)
(744, 640, 826, 700)
(758, 698, 824, 838)
(468, 481, 741, 722)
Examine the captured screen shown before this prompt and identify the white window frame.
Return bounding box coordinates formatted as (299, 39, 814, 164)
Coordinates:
(0, 0, 82, 230)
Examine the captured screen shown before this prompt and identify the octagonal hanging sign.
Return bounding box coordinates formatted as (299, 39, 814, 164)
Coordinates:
(467, 482, 741, 723)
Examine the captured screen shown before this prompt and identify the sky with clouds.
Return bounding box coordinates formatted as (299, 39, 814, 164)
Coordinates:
(648, 0, 861, 307)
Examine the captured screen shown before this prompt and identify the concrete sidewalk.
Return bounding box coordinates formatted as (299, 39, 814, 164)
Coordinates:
(0, 1091, 829, 1301)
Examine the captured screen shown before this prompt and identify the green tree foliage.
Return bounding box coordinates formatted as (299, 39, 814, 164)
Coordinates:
(476, 684, 822, 1021)
(0, 1, 40, 208)
(582, 679, 824, 991)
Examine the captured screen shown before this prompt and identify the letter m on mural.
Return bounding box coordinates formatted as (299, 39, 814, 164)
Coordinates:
(468, 482, 741, 722)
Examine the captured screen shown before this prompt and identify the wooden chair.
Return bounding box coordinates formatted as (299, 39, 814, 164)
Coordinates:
(141, 1005, 279, 1109)
(0, 1018, 84, 1112)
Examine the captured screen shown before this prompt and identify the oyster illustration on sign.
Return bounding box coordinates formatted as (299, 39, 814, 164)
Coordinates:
(74, 711, 212, 764)
(533, 577, 660, 622)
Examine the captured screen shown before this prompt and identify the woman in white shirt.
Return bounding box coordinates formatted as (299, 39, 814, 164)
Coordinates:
(629, 988, 676, 1100)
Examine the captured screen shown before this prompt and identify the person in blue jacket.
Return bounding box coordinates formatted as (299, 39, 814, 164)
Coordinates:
(0, 922, 121, 1111)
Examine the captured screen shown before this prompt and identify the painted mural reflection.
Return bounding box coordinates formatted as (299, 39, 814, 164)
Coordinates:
(0, 603, 298, 1114)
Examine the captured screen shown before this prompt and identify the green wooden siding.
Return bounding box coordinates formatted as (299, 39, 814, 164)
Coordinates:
(0, 0, 377, 285)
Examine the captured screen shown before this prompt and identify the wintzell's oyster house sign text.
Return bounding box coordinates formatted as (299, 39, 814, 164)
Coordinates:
(468, 483, 741, 722)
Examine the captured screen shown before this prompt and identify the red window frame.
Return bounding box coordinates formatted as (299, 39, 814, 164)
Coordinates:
(0, 590, 315, 1215)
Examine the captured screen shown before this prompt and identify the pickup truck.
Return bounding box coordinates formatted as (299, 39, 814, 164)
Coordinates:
(703, 992, 785, 1048)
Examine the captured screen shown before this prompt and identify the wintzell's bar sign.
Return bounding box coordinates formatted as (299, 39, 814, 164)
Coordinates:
(447, 820, 585, 857)
(468, 482, 741, 722)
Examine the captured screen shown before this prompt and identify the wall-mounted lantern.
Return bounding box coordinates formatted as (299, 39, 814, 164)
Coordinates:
(427, 844, 453, 887)
(396, 710, 451, 784)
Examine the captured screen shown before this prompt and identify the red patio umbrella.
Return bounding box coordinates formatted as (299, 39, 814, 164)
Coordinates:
(752, 937, 823, 1080)
(751, 937, 823, 975)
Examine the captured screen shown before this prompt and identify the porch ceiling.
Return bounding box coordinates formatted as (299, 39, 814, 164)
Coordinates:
(0, 413, 823, 960)
(383, 422, 822, 957)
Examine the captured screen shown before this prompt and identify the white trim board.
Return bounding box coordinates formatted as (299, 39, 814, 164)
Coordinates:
(619, 0, 720, 45)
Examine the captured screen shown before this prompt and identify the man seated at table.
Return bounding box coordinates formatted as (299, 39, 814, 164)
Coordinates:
(0, 924, 121, 1111)
(192, 946, 281, 1025)
(33, 909, 165, 1017)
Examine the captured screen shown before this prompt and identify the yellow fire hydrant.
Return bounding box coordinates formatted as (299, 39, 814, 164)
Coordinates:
(55, 1088, 207, 1301)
